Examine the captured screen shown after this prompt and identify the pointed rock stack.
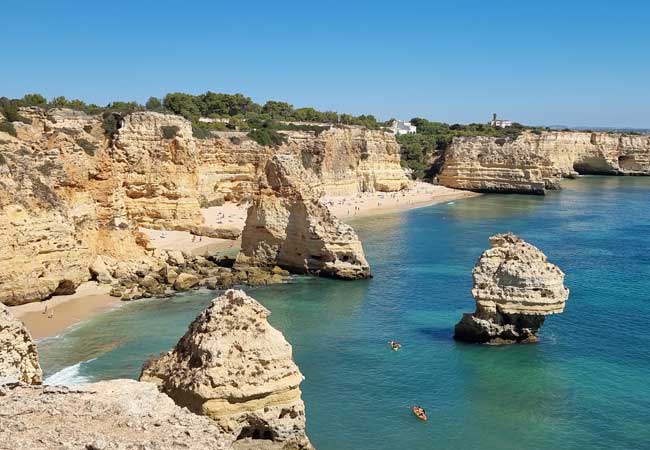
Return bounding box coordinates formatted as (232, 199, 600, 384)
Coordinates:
(454, 233, 570, 344)
(235, 154, 371, 280)
(140, 289, 313, 449)
(0, 303, 42, 384)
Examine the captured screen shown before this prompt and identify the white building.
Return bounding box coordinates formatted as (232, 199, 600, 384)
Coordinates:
(391, 119, 417, 135)
(490, 113, 513, 128)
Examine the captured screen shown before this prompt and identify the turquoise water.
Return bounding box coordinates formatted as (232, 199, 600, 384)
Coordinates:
(39, 177, 650, 450)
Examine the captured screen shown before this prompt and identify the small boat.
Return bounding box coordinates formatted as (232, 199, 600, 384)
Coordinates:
(412, 406, 427, 421)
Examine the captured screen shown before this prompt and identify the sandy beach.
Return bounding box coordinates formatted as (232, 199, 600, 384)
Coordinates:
(10, 282, 121, 340)
(322, 182, 479, 219)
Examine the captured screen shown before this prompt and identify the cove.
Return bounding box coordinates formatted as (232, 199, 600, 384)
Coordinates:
(39, 176, 650, 450)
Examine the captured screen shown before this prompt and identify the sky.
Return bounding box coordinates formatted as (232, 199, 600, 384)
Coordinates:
(2, 0, 649, 128)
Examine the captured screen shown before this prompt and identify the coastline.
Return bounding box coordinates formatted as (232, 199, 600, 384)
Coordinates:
(10, 282, 121, 340)
(12, 183, 476, 340)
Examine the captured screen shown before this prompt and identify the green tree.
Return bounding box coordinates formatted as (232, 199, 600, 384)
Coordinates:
(262, 101, 294, 119)
(145, 97, 163, 111)
(163, 92, 201, 121)
(21, 93, 47, 106)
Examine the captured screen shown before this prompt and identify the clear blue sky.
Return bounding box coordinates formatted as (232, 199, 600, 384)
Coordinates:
(2, 0, 649, 127)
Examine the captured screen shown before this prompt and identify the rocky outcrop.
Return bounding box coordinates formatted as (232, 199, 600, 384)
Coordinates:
(0, 108, 403, 305)
(140, 289, 313, 450)
(0, 380, 231, 450)
(438, 131, 650, 194)
(454, 233, 570, 344)
(235, 155, 371, 280)
(0, 303, 42, 384)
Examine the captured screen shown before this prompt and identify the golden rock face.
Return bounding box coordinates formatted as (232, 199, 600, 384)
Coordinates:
(439, 131, 650, 194)
(0, 108, 404, 305)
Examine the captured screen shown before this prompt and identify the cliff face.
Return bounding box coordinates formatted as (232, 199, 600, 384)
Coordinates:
(235, 155, 372, 280)
(140, 289, 313, 449)
(454, 233, 570, 344)
(0, 108, 404, 305)
(0, 303, 42, 384)
(438, 131, 650, 194)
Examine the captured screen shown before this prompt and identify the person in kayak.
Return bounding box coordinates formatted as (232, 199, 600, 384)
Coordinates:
(414, 406, 426, 416)
(389, 340, 402, 350)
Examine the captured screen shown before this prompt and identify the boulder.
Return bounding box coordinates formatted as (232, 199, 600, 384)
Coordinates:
(0, 303, 42, 384)
(454, 233, 570, 344)
(140, 289, 313, 449)
(167, 250, 186, 267)
(235, 155, 371, 280)
(89, 256, 113, 284)
(173, 273, 199, 291)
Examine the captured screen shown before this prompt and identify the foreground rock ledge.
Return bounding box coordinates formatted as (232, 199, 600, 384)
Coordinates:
(0, 303, 42, 384)
(140, 289, 314, 450)
(454, 233, 570, 344)
(0, 380, 230, 450)
(235, 154, 371, 280)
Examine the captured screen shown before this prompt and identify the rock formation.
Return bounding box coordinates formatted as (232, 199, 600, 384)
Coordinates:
(0, 303, 42, 384)
(0, 380, 231, 450)
(235, 154, 371, 280)
(0, 108, 403, 305)
(140, 289, 312, 449)
(438, 131, 650, 194)
(454, 233, 569, 344)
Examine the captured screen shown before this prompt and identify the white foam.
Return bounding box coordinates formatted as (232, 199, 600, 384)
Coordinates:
(44, 358, 96, 385)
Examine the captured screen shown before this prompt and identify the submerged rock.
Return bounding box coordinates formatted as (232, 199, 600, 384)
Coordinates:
(454, 233, 569, 344)
(0, 303, 42, 384)
(235, 154, 371, 280)
(140, 289, 313, 449)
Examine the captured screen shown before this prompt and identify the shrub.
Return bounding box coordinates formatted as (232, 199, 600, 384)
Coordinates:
(83, 125, 93, 134)
(229, 136, 242, 145)
(192, 124, 212, 139)
(0, 121, 17, 137)
(102, 112, 122, 138)
(22, 93, 47, 106)
(76, 138, 98, 156)
(0, 152, 6, 165)
(161, 125, 180, 139)
(247, 128, 287, 147)
(145, 97, 163, 111)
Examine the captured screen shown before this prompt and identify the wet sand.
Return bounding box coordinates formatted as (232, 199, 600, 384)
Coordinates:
(10, 282, 121, 340)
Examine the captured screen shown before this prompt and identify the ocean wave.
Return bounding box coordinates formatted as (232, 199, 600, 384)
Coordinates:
(44, 358, 97, 385)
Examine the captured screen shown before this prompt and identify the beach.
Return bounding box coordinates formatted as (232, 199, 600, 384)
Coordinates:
(10, 282, 121, 340)
(12, 183, 475, 340)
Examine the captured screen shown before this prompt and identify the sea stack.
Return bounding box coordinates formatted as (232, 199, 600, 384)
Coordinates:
(0, 303, 42, 384)
(235, 154, 371, 280)
(140, 289, 313, 450)
(454, 233, 569, 344)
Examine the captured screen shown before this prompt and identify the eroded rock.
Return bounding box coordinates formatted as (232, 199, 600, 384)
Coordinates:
(140, 289, 313, 449)
(454, 233, 570, 344)
(235, 155, 371, 280)
(0, 303, 42, 384)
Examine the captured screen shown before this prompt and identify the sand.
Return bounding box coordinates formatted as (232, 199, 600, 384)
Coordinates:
(10, 282, 121, 340)
(322, 182, 479, 219)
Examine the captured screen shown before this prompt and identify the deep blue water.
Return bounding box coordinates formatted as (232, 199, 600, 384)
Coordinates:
(39, 177, 650, 450)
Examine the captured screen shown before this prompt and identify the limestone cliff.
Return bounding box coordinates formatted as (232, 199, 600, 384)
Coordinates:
(140, 289, 313, 450)
(454, 233, 570, 344)
(438, 131, 650, 194)
(0, 303, 42, 384)
(0, 107, 403, 304)
(235, 155, 371, 280)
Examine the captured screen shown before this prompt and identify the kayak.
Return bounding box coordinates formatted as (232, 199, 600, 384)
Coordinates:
(412, 407, 427, 421)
